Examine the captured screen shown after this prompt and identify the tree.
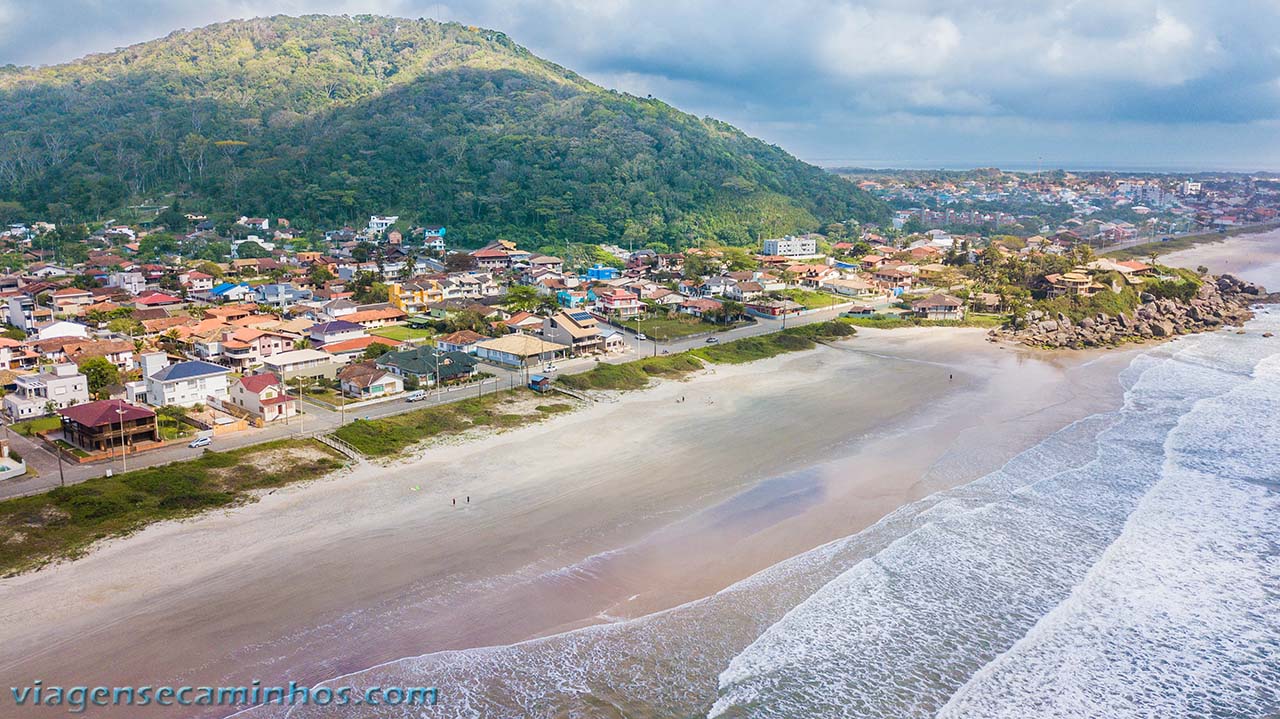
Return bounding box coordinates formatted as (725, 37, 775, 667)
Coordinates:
(444, 252, 478, 273)
(505, 285, 541, 313)
(235, 241, 270, 259)
(79, 357, 120, 397)
(362, 343, 393, 361)
(308, 264, 335, 285)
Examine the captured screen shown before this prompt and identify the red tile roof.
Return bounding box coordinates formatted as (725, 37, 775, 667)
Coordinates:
(238, 372, 282, 394)
(59, 399, 155, 428)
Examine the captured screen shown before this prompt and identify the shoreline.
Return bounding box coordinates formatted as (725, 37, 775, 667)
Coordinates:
(0, 328, 1138, 718)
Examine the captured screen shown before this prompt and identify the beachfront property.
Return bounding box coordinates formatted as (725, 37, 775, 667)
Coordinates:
(140, 353, 232, 407)
(228, 373, 298, 422)
(58, 399, 160, 453)
(338, 361, 405, 399)
(376, 346, 478, 386)
(911, 293, 966, 321)
(543, 310, 604, 355)
(474, 334, 567, 368)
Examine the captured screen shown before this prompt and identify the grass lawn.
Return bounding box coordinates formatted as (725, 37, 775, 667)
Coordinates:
(11, 416, 61, 437)
(157, 416, 193, 441)
(54, 439, 89, 458)
(621, 315, 726, 339)
(369, 325, 435, 342)
(0, 439, 346, 575)
(783, 288, 843, 310)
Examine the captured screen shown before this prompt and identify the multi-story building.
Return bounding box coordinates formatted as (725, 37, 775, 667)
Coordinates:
(762, 235, 819, 257)
(3, 363, 90, 419)
(139, 352, 232, 408)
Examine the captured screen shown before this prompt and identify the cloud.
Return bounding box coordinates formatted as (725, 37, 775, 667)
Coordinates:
(0, 0, 1277, 169)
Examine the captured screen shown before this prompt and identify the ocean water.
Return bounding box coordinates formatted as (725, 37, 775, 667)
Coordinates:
(264, 310, 1280, 719)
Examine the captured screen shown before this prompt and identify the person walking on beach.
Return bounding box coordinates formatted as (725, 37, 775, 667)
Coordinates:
(452, 498, 456, 506)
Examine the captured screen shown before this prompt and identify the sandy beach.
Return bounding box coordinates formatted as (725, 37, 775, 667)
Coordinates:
(1158, 227, 1280, 287)
(0, 329, 1138, 717)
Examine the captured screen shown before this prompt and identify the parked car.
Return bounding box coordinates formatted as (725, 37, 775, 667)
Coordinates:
(635, 333, 648, 341)
(705, 336, 720, 343)
(405, 390, 428, 402)
(188, 436, 212, 449)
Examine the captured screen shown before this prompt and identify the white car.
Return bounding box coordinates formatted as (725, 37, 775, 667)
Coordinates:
(188, 436, 212, 449)
(404, 390, 428, 402)
(635, 333, 648, 341)
(543, 364, 559, 373)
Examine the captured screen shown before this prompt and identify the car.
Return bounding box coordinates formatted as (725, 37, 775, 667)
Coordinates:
(405, 390, 428, 402)
(188, 436, 212, 449)
(705, 336, 720, 343)
(543, 364, 559, 372)
(635, 333, 648, 341)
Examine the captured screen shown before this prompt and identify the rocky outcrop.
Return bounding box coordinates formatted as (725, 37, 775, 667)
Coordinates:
(988, 274, 1273, 349)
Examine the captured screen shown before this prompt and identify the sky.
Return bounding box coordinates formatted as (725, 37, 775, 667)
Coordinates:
(1, 0, 1278, 172)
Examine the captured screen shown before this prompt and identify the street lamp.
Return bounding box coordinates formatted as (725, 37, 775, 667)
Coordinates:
(116, 406, 127, 473)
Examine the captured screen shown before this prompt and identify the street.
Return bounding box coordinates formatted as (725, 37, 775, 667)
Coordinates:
(0, 302, 858, 499)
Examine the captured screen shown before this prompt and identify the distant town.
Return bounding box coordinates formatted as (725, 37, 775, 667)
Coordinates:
(0, 167, 1275, 492)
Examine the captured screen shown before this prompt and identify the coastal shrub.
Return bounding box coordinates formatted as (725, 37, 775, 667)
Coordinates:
(558, 354, 704, 391)
(0, 439, 345, 575)
(332, 390, 553, 457)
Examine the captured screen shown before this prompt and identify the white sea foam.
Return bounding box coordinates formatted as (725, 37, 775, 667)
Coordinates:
(708, 314, 1280, 718)
(237, 312, 1280, 719)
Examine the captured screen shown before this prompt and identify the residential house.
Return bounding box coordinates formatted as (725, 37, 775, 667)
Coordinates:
(35, 320, 90, 341)
(377, 347, 478, 386)
(308, 320, 366, 347)
(474, 334, 567, 368)
(911, 293, 965, 321)
(261, 349, 339, 381)
(229, 373, 298, 423)
(51, 287, 93, 316)
(63, 339, 137, 371)
(503, 311, 546, 333)
(58, 399, 159, 453)
(680, 298, 723, 319)
(3, 363, 90, 419)
(338, 361, 404, 399)
(435, 330, 488, 354)
(139, 352, 232, 407)
(108, 271, 147, 295)
(543, 311, 604, 355)
(255, 283, 312, 310)
(593, 288, 643, 319)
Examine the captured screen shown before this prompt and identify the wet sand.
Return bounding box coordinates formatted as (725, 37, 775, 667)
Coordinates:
(0, 329, 1137, 717)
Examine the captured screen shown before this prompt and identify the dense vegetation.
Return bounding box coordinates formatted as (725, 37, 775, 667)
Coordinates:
(0, 15, 887, 247)
(0, 439, 344, 575)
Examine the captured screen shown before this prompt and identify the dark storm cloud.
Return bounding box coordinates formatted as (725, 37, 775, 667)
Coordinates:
(1, 0, 1277, 169)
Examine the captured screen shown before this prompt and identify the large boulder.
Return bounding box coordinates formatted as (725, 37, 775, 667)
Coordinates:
(1151, 321, 1176, 337)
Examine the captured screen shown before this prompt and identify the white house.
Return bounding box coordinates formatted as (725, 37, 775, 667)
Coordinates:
(2, 363, 89, 419)
(140, 352, 231, 407)
(108, 271, 147, 296)
(36, 320, 90, 341)
(367, 215, 398, 235)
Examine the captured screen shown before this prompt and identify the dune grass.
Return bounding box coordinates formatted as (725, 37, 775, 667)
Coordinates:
(0, 439, 346, 576)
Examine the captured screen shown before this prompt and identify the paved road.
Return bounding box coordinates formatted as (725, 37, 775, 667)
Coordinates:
(0, 302, 858, 499)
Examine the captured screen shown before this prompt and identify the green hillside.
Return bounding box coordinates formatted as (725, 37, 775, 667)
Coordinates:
(0, 15, 887, 247)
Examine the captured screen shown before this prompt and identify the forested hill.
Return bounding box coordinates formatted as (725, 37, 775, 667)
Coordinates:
(0, 15, 886, 248)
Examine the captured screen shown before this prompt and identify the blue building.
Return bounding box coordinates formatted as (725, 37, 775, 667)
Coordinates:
(585, 264, 618, 281)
